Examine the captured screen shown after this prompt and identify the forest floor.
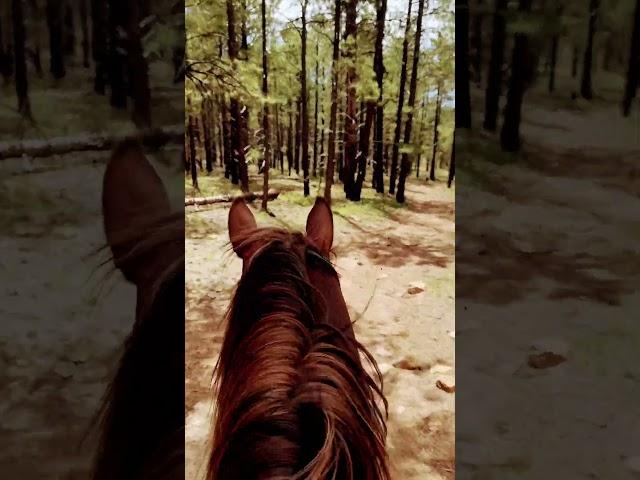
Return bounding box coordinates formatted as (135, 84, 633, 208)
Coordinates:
(0, 62, 183, 478)
(455, 81, 640, 479)
(185, 172, 456, 480)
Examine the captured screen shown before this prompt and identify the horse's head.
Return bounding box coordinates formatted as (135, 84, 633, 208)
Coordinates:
(212, 197, 389, 480)
(93, 141, 184, 480)
(227, 197, 352, 336)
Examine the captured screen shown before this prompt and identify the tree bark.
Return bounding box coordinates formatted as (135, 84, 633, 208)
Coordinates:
(312, 36, 319, 178)
(342, 0, 359, 200)
(287, 101, 294, 175)
(319, 63, 326, 177)
(580, 0, 599, 99)
(500, 0, 533, 152)
(300, 0, 310, 196)
(483, 0, 507, 131)
(294, 96, 301, 174)
(261, 0, 271, 210)
(126, 0, 152, 127)
(548, 34, 559, 92)
(456, 0, 472, 129)
(373, 0, 387, 193)
(79, 0, 90, 67)
(429, 81, 442, 181)
(185, 190, 280, 206)
(188, 108, 199, 189)
(396, 0, 426, 203)
(0, 125, 183, 160)
(571, 45, 579, 78)
(12, 0, 31, 119)
(46, 0, 65, 79)
(324, 0, 341, 203)
(472, 0, 483, 85)
(416, 95, 427, 178)
(389, 0, 412, 195)
(91, 0, 107, 93)
(220, 95, 232, 179)
(623, 0, 640, 116)
(203, 99, 214, 172)
(64, 4, 75, 57)
(447, 132, 455, 188)
(108, 0, 127, 108)
(226, 0, 249, 191)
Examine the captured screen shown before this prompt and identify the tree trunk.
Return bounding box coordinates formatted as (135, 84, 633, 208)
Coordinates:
(352, 103, 374, 200)
(287, 101, 294, 175)
(127, 0, 151, 127)
(0, 124, 184, 160)
(342, 0, 359, 200)
(571, 45, 579, 78)
(389, 0, 412, 195)
(221, 96, 232, 179)
(396, 0, 425, 203)
(429, 82, 442, 182)
(79, 0, 90, 67)
(416, 95, 427, 178)
(319, 63, 326, 177)
(312, 36, 319, 178)
(483, 0, 507, 131)
(294, 96, 301, 174)
(373, 0, 387, 193)
(500, 0, 533, 152)
(447, 132, 455, 188)
(456, 0, 472, 129)
(622, 0, 640, 116)
(548, 34, 559, 92)
(108, 0, 127, 108)
(203, 100, 214, 172)
(186, 190, 280, 206)
(227, 0, 248, 191)
(46, 0, 65, 79)
(275, 103, 283, 172)
(12, 0, 31, 119)
(300, 0, 310, 196)
(64, 4, 75, 57)
(91, 0, 107, 93)
(580, 0, 599, 99)
(324, 0, 341, 203)
(472, 0, 483, 85)
(261, 0, 271, 210)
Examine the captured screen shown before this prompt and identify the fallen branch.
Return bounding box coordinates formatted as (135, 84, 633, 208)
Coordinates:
(0, 124, 184, 160)
(185, 189, 280, 206)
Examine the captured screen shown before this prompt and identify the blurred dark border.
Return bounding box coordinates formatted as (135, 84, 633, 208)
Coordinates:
(0, 1, 185, 478)
(457, 0, 640, 477)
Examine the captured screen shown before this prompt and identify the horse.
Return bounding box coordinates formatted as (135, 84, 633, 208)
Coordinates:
(91, 140, 184, 480)
(207, 197, 390, 480)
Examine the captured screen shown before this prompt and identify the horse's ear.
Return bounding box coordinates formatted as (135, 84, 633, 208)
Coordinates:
(228, 198, 257, 257)
(306, 197, 333, 255)
(102, 140, 171, 284)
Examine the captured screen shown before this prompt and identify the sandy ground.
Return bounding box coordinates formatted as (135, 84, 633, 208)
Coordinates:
(0, 149, 183, 478)
(185, 177, 456, 479)
(456, 88, 640, 478)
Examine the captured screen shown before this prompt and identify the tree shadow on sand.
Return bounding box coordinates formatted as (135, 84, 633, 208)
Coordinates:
(339, 233, 454, 268)
(456, 226, 634, 306)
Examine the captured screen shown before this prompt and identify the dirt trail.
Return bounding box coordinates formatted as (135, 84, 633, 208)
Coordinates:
(457, 99, 640, 479)
(185, 178, 456, 480)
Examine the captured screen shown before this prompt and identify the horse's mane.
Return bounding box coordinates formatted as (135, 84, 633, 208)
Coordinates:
(208, 228, 389, 480)
(90, 212, 185, 480)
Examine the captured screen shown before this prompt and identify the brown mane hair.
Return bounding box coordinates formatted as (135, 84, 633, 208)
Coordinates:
(208, 226, 389, 480)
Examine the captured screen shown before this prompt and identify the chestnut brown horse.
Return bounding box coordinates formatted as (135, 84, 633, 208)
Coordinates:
(92, 140, 184, 480)
(208, 198, 390, 480)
